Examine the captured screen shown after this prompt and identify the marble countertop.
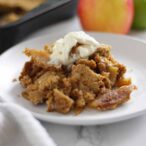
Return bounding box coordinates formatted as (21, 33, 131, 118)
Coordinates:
(28, 17, 146, 146)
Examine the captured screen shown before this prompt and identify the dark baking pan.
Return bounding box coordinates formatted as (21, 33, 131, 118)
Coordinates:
(0, 0, 78, 53)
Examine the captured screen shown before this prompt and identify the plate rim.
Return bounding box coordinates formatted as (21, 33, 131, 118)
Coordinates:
(0, 96, 146, 125)
(1, 31, 146, 57)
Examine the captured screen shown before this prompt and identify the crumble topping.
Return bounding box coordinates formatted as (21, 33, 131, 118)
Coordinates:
(19, 32, 136, 114)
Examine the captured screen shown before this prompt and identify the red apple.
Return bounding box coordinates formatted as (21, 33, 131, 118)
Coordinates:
(78, 0, 134, 34)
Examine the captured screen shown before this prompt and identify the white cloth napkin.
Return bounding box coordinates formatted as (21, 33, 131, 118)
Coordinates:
(0, 102, 56, 146)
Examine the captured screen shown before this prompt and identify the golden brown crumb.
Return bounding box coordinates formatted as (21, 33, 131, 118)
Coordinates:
(88, 85, 136, 110)
(46, 92, 54, 112)
(53, 89, 74, 114)
(76, 59, 97, 69)
(24, 48, 49, 59)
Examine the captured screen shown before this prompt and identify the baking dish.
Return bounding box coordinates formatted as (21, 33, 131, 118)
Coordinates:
(0, 0, 78, 53)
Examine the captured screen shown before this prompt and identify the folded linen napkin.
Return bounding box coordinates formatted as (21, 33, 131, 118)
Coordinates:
(0, 102, 56, 146)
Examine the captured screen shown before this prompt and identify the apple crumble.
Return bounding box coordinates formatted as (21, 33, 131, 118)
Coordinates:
(19, 31, 136, 114)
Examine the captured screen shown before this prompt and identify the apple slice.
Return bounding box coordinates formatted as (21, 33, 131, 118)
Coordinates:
(78, 0, 134, 34)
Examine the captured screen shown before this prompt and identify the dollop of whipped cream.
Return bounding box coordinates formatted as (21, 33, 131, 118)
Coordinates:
(48, 31, 101, 65)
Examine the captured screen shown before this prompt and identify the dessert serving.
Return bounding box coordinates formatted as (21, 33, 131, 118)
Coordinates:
(19, 31, 136, 114)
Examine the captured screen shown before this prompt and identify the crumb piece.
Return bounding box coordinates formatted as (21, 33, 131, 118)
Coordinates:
(53, 89, 74, 114)
(88, 85, 136, 110)
(12, 78, 17, 82)
(76, 58, 97, 69)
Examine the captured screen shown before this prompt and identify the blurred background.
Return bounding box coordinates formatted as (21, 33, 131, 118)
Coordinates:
(0, 0, 146, 53)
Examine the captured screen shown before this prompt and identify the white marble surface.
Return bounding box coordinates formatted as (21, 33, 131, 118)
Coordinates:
(28, 17, 146, 146)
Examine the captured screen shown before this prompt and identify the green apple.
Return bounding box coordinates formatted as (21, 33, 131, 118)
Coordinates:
(133, 0, 146, 29)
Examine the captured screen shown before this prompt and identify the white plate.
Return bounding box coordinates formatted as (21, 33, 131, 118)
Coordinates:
(0, 32, 146, 125)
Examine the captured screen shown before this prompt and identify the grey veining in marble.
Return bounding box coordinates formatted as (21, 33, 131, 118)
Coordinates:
(29, 17, 146, 146)
(41, 115, 146, 146)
